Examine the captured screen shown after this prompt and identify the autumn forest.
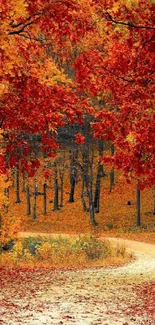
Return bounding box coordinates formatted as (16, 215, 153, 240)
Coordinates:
(0, 1, 155, 323)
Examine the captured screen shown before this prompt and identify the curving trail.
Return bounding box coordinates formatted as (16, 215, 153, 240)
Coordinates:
(19, 231, 155, 275)
(1, 234, 155, 325)
(104, 237, 155, 276)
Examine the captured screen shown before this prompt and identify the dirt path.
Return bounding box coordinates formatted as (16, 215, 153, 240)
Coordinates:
(19, 231, 155, 274)
(0, 233, 155, 324)
(18, 231, 155, 276)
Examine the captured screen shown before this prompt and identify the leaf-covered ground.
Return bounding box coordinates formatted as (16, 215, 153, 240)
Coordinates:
(0, 239, 155, 325)
(7, 176, 155, 244)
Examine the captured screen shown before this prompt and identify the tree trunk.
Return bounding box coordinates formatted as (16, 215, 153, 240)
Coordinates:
(15, 162, 21, 203)
(69, 147, 78, 203)
(4, 185, 9, 213)
(109, 143, 115, 192)
(94, 139, 105, 212)
(83, 145, 97, 226)
(94, 170, 101, 213)
(69, 178, 76, 203)
(136, 185, 141, 226)
(88, 185, 97, 226)
(88, 152, 98, 226)
(98, 138, 105, 175)
(11, 168, 15, 188)
(26, 184, 31, 215)
(59, 170, 64, 207)
(81, 141, 90, 212)
(81, 178, 89, 212)
(32, 180, 37, 219)
(43, 183, 47, 215)
(86, 171, 98, 226)
(53, 161, 59, 211)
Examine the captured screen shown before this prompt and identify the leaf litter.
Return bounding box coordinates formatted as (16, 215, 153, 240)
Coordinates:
(0, 239, 155, 324)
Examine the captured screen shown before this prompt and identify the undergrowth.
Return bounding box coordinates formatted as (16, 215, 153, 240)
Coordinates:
(0, 235, 132, 268)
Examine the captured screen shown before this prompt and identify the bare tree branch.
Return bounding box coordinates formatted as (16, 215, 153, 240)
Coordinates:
(8, 21, 36, 35)
(104, 11, 155, 30)
(95, 65, 135, 83)
(0, 117, 5, 128)
(9, 16, 32, 29)
(8, 13, 42, 36)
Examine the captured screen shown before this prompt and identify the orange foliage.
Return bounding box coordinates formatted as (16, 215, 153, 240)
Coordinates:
(0, 173, 22, 245)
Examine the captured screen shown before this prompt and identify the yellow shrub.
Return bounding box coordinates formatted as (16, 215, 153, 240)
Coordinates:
(36, 242, 53, 261)
(24, 248, 34, 261)
(0, 172, 22, 245)
(11, 241, 23, 259)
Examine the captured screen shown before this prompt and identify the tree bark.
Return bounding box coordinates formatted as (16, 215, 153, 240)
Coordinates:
(43, 183, 47, 215)
(69, 147, 78, 203)
(11, 168, 15, 188)
(59, 170, 64, 207)
(81, 178, 89, 212)
(88, 149, 98, 226)
(69, 178, 76, 203)
(94, 139, 105, 212)
(32, 179, 37, 219)
(4, 183, 9, 213)
(15, 162, 21, 203)
(94, 169, 101, 213)
(81, 120, 98, 226)
(109, 143, 115, 192)
(83, 144, 97, 226)
(26, 184, 31, 215)
(53, 161, 59, 211)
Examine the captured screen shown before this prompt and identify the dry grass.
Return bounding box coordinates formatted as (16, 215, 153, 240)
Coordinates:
(0, 235, 132, 269)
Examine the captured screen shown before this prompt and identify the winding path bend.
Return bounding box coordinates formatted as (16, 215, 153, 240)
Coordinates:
(19, 231, 155, 274)
(1, 234, 155, 325)
(18, 231, 155, 277)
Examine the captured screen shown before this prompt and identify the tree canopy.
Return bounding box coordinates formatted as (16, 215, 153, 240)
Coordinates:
(0, 0, 155, 188)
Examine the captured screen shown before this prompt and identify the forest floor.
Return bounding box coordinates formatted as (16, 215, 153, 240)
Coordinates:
(0, 237, 155, 325)
(8, 176, 155, 244)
